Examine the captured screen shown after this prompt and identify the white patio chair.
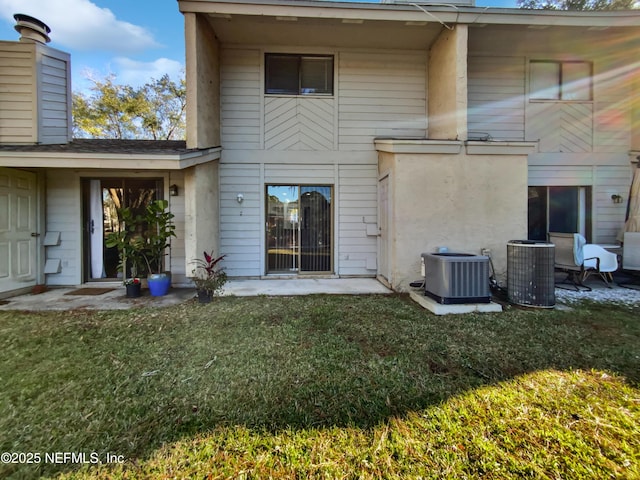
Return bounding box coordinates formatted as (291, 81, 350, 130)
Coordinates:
(582, 244, 618, 288)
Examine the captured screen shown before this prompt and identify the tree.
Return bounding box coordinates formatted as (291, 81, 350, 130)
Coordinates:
(137, 75, 187, 141)
(73, 74, 186, 140)
(518, 0, 637, 9)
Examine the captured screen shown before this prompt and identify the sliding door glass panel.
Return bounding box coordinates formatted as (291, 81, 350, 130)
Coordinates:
(266, 185, 332, 274)
(300, 186, 331, 272)
(267, 186, 300, 273)
(549, 186, 579, 234)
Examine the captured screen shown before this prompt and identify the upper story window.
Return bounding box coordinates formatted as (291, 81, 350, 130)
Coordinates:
(265, 54, 334, 96)
(529, 60, 592, 101)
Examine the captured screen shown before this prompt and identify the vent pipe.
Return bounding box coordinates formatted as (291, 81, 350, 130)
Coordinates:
(14, 13, 51, 44)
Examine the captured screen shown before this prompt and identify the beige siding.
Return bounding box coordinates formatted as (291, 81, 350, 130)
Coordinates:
(528, 165, 594, 186)
(219, 163, 262, 276)
(220, 48, 427, 152)
(220, 48, 261, 150)
(338, 51, 427, 150)
(526, 103, 593, 153)
(45, 170, 82, 286)
(593, 165, 631, 243)
(467, 56, 525, 141)
(593, 60, 631, 154)
(338, 164, 377, 275)
(167, 171, 187, 283)
(220, 47, 425, 277)
(218, 158, 379, 278)
(265, 97, 335, 150)
(265, 164, 334, 185)
(0, 42, 36, 144)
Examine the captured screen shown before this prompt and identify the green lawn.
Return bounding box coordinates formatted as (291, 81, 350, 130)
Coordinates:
(0, 294, 638, 479)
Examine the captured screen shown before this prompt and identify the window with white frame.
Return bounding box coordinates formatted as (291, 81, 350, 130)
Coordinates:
(265, 54, 334, 96)
(529, 60, 592, 101)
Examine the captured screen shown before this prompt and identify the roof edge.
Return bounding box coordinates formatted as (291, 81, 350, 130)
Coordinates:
(177, 0, 640, 27)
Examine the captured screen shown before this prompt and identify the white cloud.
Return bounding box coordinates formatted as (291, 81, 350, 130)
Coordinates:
(0, 0, 159, 53)
(111, 57, 184, 87)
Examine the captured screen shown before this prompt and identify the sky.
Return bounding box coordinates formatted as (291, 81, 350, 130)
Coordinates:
(0, 0, 518, 93)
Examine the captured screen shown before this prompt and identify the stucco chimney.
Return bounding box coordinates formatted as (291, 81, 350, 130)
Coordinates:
(14, 13, 51, 44)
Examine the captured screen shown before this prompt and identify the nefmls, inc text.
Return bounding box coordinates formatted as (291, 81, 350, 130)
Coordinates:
(0, 451, 125, 464)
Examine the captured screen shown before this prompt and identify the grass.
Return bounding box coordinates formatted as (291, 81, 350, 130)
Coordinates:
(0, 294, 638, 479)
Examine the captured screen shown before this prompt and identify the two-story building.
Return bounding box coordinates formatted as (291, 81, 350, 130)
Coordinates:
(178, 0, 639, 290)
(0, 1, 638, 297)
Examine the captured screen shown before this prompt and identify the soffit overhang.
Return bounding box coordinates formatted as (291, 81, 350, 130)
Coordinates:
(178, 0, 639, 49)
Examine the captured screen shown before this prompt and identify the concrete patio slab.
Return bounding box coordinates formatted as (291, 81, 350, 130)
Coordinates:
(0, 278, 392, 311)
(409, 291, 503, 315)
(223, 278, 392, 296)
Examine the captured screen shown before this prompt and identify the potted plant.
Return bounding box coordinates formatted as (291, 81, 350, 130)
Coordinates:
(124, 277, 142, 298)
(105, 206, 145, 298)
(191, 250, 227, 303)
(139, 199, 176, 297)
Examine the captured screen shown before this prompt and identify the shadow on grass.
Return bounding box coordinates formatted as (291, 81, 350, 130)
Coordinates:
(0, 294, 639, 478)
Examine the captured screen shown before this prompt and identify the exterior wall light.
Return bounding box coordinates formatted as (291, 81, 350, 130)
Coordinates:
(611, 194, 623, 204)
(237, 193, 244, 204)
(169, 184, 179, 196)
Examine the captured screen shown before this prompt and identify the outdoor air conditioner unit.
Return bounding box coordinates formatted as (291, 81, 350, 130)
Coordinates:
(422, 252, 490, 304)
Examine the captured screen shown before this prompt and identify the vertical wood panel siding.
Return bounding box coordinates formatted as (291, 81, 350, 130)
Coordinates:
(219, 164, 262, 276)
(265, 97, 335, 150)
(220, 49, 261, 149)
(467, 56, 525, 141)
(338, 51, 427, 150)
(338, 164, 377, 275)
(0, 42, 36, 143)
(39, 52, 70, 144)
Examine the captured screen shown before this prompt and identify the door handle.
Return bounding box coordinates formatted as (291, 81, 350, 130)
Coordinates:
(31, 232, 40, 237)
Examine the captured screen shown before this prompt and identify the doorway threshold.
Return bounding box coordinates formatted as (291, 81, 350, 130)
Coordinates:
(261, 274, 339, 280)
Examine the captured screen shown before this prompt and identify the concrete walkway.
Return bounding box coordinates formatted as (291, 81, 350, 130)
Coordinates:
(0, 278, 392, 311)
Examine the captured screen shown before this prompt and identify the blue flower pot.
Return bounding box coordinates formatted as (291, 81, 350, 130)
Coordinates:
(147, 273, 171, 297)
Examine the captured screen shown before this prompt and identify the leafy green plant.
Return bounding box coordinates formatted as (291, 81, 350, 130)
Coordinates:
(139, 199, 176, 274)
(191, 250, 227, 297)
(104, 206, 145, 283)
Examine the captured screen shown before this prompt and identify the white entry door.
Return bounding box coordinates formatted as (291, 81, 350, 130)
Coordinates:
(0, 168, 38, 293)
